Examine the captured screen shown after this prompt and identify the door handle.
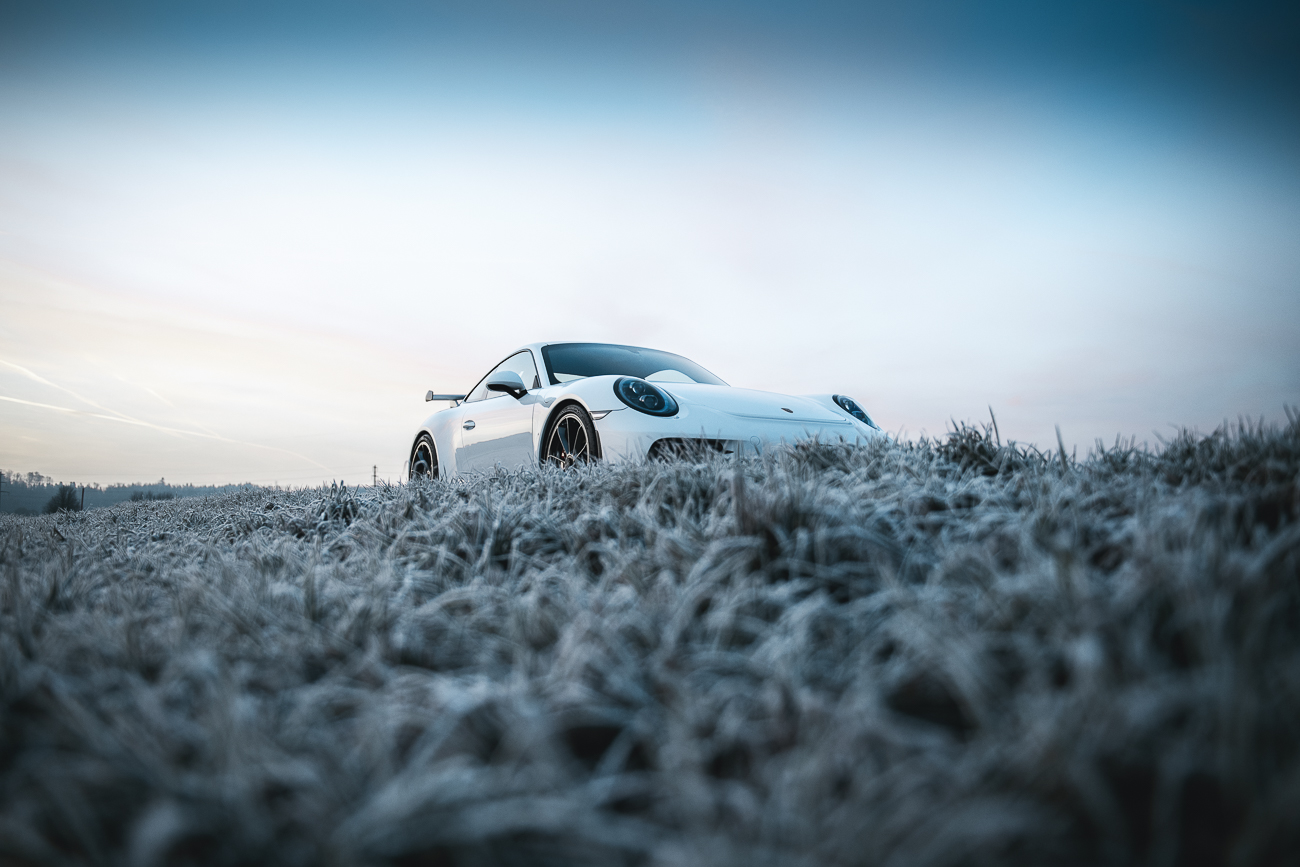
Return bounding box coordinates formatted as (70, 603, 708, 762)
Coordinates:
(463, 420, 476, 430)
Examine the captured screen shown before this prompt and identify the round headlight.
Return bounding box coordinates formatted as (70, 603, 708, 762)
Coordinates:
(614, 377, 679, 417)
(833, 394, 879, 429)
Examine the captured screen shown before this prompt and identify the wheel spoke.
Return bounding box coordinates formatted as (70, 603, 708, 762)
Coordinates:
(546, 411, 595, 469)
(547, 428, 564, 465)
(411, 441, 436, 480)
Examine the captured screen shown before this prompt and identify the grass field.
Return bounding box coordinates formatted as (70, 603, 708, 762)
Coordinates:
(2, 418, 1298, 866)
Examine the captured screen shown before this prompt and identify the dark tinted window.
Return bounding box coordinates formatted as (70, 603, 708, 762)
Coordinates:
(541, 343, 727, 386)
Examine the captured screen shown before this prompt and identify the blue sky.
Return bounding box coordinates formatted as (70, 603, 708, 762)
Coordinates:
(1, 0, 1298, 485)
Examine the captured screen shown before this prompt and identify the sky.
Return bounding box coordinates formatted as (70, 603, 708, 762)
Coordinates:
(2, 0, 1298, 487)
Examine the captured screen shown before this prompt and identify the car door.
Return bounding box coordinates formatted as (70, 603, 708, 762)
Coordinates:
(456, 350, 542, 473)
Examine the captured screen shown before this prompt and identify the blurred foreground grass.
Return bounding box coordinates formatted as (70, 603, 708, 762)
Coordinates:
(1, 417, 1298, 866)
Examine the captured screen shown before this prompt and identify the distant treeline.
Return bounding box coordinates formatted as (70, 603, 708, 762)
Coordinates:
(0, 471, 258, 515)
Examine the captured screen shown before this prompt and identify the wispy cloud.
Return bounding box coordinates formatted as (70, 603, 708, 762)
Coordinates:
(0, 358, 145, 425)
(0, 394, 333, 472)
(110, 371, 175, 408)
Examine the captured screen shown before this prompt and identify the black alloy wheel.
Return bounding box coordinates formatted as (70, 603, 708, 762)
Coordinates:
(409, 434, 438, 480)
(543, 405, 597, 468)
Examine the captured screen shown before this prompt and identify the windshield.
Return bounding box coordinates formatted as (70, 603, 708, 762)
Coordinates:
(541, 343, 727, 386)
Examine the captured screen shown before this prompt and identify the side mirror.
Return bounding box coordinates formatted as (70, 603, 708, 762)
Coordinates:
(486, 370, 528, 399)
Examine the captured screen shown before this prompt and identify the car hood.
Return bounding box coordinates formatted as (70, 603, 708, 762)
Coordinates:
(663, 383, 847, 424)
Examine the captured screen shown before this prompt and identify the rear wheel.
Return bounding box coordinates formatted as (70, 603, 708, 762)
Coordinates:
(543, 405, 597, 468)
(409, 434, 438, 480)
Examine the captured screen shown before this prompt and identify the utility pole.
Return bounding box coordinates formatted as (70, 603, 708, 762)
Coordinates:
(373, 465, 377, 487)
(0, 472, 5, 513)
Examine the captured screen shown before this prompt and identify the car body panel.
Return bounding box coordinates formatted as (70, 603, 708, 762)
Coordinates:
(660, 383, 844, 423)
(456, 392, 539, 473)
(410, 342, 882, 477)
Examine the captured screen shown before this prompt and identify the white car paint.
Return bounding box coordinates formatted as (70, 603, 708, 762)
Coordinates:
(409, 342, 883, 478)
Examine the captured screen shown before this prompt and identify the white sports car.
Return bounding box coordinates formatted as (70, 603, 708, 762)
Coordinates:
(407, 342, 882, 479)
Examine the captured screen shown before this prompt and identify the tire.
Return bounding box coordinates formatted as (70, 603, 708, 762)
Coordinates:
(542, 404, 598, 468)
(409, 433, 438, 480)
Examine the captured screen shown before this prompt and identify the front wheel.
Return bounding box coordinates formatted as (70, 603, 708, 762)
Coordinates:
(409, 434, 438, 480)
(542, 405, 597, 468)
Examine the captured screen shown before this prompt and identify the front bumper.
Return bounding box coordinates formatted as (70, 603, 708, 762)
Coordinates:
(592, 404, 879, 462)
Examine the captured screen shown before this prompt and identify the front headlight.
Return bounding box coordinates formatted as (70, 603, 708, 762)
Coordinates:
(833, 394, 879, 429)
(614, 377, 679, 417)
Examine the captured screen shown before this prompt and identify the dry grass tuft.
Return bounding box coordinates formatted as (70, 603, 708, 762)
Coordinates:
(2, 417, 1298, 866)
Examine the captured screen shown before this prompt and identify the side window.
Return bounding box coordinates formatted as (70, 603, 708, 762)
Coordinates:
(465, 376, 491, 403)
(465, 351, 540, 403)
(506, 351, 541, 391)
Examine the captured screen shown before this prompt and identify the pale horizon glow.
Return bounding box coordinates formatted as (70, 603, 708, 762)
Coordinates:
(2, 2, 1298, 487)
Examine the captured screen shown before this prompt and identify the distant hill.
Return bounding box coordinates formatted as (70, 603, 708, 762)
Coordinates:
(0, 471, 260, 515)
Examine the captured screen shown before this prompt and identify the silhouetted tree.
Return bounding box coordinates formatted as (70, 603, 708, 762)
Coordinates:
(44, 486, 80, 514)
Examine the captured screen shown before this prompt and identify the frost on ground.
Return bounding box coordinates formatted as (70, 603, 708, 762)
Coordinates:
(1, 418, 1298, 867)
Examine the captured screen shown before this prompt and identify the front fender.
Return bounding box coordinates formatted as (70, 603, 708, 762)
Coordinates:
(532, 382, 618, 461)
(801, 393, 884, 438)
